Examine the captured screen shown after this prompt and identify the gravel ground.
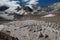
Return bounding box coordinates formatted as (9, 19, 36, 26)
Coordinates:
(0, 20, 60, 40)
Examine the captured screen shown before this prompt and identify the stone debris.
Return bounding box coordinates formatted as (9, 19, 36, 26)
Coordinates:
(0, 20, 60, 40)
(0, 31, 19, 40)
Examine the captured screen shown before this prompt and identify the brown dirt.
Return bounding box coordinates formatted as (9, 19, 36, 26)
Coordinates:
(14, 14, 60, 24)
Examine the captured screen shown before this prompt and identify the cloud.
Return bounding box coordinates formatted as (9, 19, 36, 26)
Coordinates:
(0, 0, 20, 7)
(23, 0, 29, 2)
(0, 0, 39, 13)
(22, 0, 39, 9)
(22, 0, 39, 5)
(0, 0, 20, 13)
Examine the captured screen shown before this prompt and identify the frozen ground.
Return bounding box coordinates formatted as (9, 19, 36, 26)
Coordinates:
(0, 20, 60, 40)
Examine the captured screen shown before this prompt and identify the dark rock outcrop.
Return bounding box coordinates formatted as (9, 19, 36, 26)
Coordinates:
(0, 31, 19, 40)
(0, 6, 9, 11)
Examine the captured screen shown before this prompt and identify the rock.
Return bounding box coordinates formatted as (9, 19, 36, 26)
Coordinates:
(39, 33, 44, 38)
(45, 34, 49, 38)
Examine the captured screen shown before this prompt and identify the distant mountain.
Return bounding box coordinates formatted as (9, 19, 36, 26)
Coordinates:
(0, 2, 60, 20)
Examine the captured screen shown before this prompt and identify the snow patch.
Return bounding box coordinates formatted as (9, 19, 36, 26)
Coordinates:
(42, 14, 55, 17)
(0, 25, 4, 30)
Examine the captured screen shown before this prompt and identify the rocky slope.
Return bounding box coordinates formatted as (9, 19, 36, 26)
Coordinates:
(0, 20, 60, 40)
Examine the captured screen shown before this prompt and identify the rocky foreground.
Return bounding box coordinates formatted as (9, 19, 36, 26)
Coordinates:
(0, 20, 60, 40)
